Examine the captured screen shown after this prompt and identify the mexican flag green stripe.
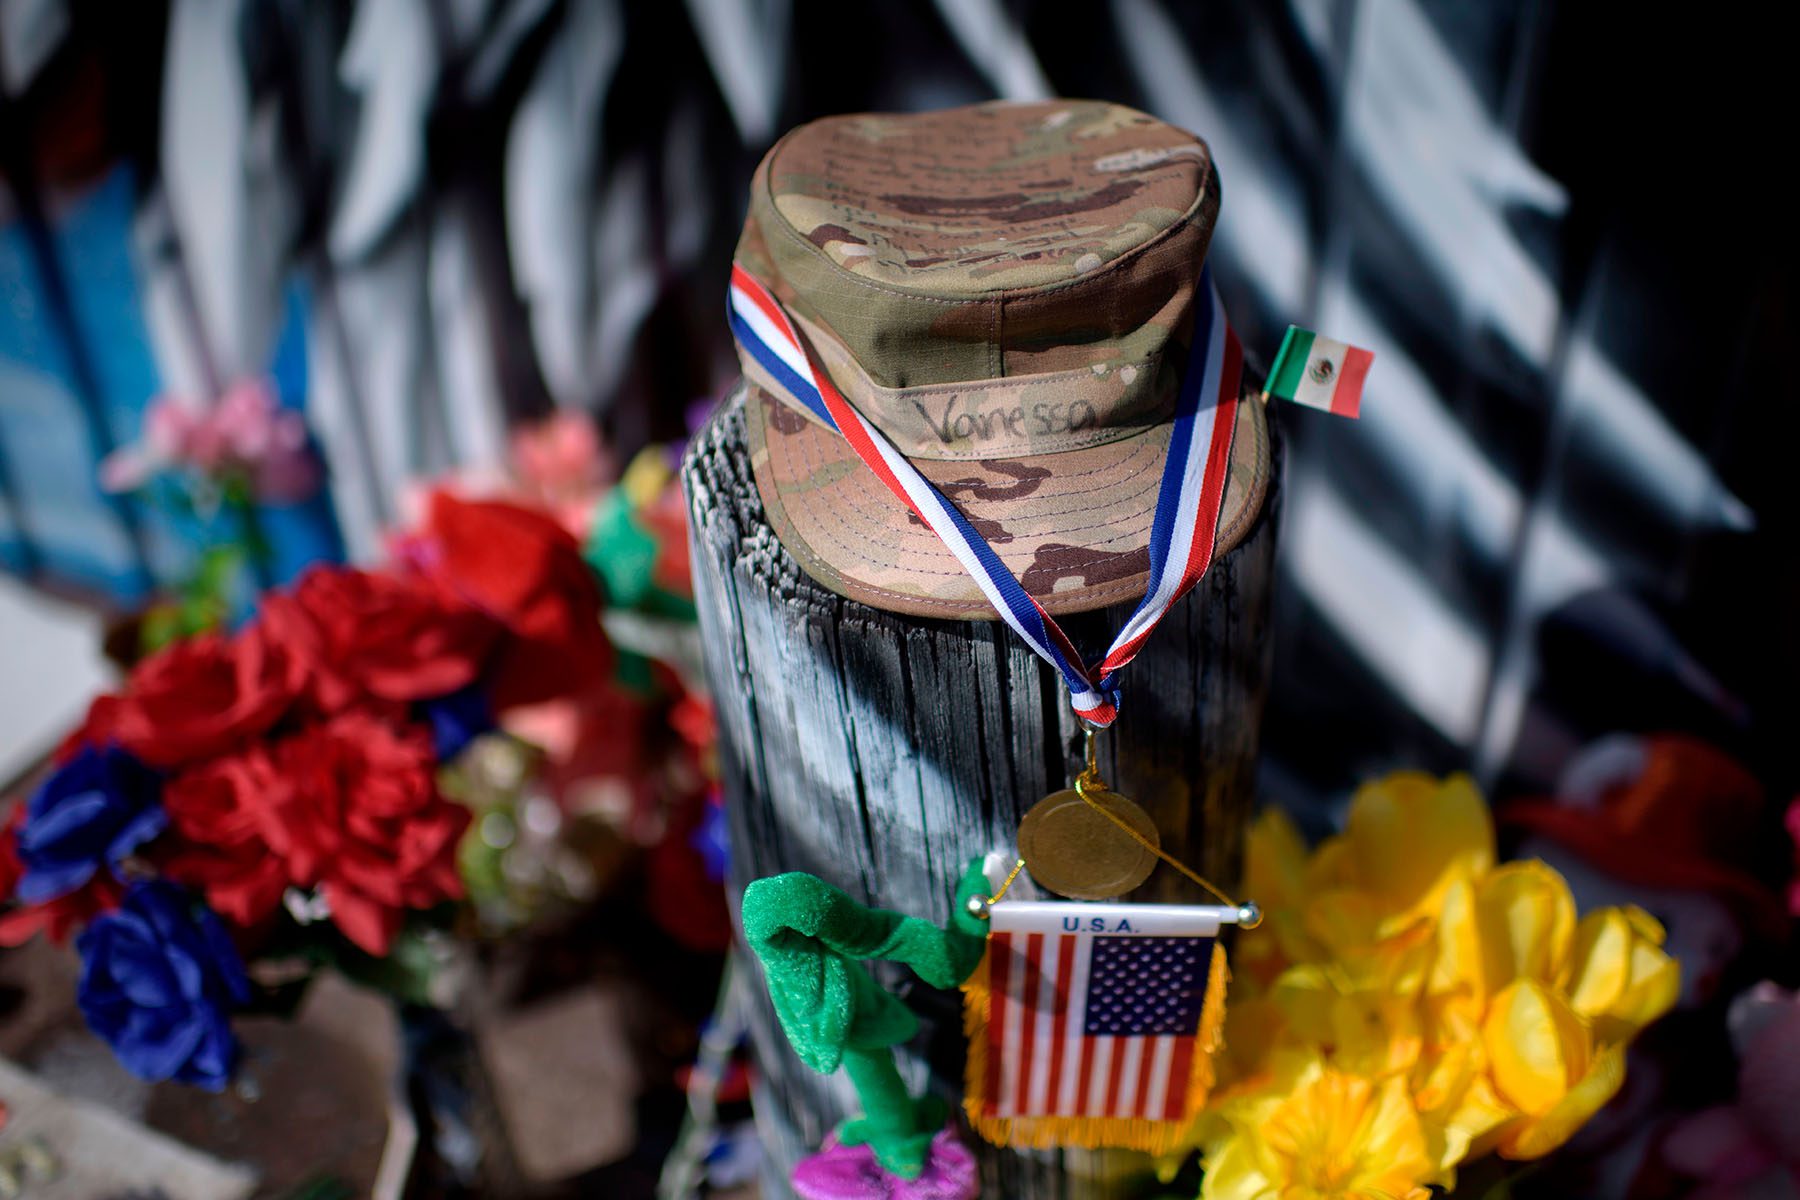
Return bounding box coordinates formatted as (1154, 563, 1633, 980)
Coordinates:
(1264, 326, 1372, 418)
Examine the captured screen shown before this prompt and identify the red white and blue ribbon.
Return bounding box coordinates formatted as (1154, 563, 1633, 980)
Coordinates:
(727, 264, 1241, 727)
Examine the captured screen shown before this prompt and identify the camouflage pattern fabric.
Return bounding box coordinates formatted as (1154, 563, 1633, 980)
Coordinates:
(731, 99, 1270, 618)
(746, 380, 1267, 618)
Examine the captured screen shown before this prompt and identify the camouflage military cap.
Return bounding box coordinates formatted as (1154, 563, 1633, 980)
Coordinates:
(732, 99, 1269, 619)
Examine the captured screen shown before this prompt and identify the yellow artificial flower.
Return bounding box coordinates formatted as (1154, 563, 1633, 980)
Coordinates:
(1299, 889, 1439, 995)
(1427, 860, 1575, 1005)
(1424, 867, 1673, 1161)
(1476, 862, 1577, 990)
(1425, 871, 1483, 1000)
(1410, 992, 1513, 1163)
(1481, 979, 1627, 1159)
(1203, 1059, 1447, 1200)
(1561, 905, 1680, 1044)
(1241, 773, 1495, 994)
(1213, 770, 1681, 1190)
(1308, 771, 1494, 915)
(1485, 981, 1590, 1116)
(1327, 988, 1427, 1082)
(1292, 773, 1495, 994)
(1243, 805, 1310, 909)
(1264, 965, 1424, 1081)
(1427, 860, 1675, 1159)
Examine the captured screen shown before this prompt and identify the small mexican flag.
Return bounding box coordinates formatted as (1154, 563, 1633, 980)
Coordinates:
(1265, 327, 1373, 418)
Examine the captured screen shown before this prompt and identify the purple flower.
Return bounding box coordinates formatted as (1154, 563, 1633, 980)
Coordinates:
(692, 789, 730, 883)
(76, 881, 250, 1090)
(415, 682, 494, 763)
(791, 1130, 977, 1200)
(15, 746, 165, 904)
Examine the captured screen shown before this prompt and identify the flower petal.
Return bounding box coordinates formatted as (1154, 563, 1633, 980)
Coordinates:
(323, 882, 402, 956)
(1564, 906, 1679, 1042)
(1338, 771, 1494, 912)
(1483, 979, 1590, 1116)
(1497, 1043, 1627, 1160)
(1199, 1133, 1274, 1200)
(1476, 862, 1576, 990)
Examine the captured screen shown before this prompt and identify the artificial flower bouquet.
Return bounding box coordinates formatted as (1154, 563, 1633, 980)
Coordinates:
(0, 492, 611, 1091)
(1195, 772, 1682, 1199)
(403, 428, 725, 944)
(458, 435, 728, 950)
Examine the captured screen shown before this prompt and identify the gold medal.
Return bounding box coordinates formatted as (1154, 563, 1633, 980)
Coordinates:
(1017, 784, 1159, 899)
(1016, 724, 1161, 900)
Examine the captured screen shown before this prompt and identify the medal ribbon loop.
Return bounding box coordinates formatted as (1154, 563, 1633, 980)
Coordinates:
(727, 265, 1242, 727)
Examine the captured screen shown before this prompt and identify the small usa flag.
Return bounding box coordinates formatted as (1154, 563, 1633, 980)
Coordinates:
(963, 901, 1231, 1153)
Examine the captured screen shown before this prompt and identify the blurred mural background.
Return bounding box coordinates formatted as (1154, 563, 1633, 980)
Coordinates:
(1, 0, 1792, 820)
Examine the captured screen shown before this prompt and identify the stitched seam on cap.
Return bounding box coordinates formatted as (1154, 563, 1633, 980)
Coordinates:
(869, 351, 1166, 398)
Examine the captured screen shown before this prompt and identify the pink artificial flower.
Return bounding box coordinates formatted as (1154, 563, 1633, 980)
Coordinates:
(507, 411, 613, 537)
(214, 381, 278, 458)
(509, 410, 606, 494)
(146, 400, 201, 459)
(98, 380, 320, 503)
(210, 380, 320, 502)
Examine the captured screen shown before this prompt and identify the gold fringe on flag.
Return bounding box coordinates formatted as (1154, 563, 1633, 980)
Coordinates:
(960, 939, 1230, 1154)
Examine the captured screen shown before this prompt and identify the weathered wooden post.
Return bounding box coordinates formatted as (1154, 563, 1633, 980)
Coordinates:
(683, 100, 1280, 1198)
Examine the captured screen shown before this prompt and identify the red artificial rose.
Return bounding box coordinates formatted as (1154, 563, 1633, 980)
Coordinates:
(410, 492, 611, 710)
(98, 623, 298, 768)
(261, 565, 499, 713)
(0, 807, 124, 946)
(274, 711, 470, 955)
(159, 747, 295, 930)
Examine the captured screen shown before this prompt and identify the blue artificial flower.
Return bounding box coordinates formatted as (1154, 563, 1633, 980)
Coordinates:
(415, 682, 495, 763)
(691, 789, 730, 883)
(76, 881, 251, 1091)
(16, 745, 166, 904)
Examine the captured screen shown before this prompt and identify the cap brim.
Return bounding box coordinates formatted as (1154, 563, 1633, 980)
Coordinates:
(745, 383, 1270, 619)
